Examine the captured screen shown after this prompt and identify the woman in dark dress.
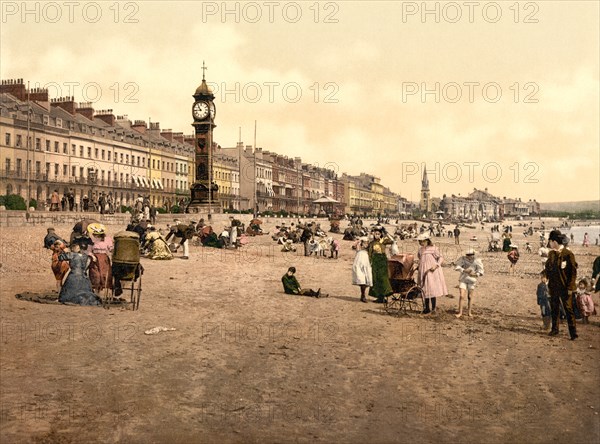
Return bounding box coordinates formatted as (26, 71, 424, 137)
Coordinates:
(368, 227, 394, 303)
(58, 238, 101, 306)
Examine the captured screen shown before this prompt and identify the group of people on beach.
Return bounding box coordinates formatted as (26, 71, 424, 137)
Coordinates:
(348, 225, 483, 317)
(43, 216, 598, 340)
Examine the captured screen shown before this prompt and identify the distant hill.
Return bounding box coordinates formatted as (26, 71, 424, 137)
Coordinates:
(540, 201, 600, 212)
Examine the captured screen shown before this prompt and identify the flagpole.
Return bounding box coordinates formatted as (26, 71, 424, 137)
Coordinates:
(26, 81, 31, 213)
(253, 120, 257, 218)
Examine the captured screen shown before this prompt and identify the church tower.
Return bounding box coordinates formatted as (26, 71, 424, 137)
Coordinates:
(189, 62, 217, 209)
(420, 165, 431, 216)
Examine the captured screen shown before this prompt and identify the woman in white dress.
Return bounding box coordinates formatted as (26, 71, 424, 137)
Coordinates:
(352, 237, 373, 303)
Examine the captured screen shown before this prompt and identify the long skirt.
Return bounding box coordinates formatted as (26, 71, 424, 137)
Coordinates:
(368, 253, 393, 298)
(88, 253, 113, 291)
(59, 272, 101, 306)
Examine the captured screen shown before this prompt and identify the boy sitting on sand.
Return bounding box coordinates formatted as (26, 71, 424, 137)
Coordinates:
(281, 267, 326, 298)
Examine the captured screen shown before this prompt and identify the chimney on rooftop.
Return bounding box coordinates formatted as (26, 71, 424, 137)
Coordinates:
(95, 109, 116, 126)
(0, 78, 27, 100)
(132, 120, 147, 134)
(160, 129, 173, 141)
(50, 96, 76, 115)
(28, 86, 49, 110)
(76, 102, 94, 120)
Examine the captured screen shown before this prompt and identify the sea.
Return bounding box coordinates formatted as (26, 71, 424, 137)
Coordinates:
(562, 225, 600, 245)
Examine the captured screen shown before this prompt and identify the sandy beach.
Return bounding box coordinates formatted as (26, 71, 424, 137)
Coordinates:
(1, 217, 599, 443)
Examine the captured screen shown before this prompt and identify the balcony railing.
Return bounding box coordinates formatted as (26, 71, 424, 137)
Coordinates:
(0, 169, 48, 181)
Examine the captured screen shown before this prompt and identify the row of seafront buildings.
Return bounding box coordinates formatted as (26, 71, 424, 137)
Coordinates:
(0, 78, 407, 216)
(420, 169, 541, 220)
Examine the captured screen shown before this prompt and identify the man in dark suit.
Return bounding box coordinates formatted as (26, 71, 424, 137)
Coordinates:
(544, 230, 578, 340)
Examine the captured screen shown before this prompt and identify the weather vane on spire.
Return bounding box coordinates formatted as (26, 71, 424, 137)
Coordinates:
(202, 61, 208, 81)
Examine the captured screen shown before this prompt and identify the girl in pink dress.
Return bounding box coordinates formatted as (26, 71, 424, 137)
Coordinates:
(87, 223, 114, 292)
(576, 278, 596, 324)
(417, 233, 448, 314)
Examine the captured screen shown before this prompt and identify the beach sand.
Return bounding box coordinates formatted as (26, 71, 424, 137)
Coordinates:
(1, 218, 599, 443)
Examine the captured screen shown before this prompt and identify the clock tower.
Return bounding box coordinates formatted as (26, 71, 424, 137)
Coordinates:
(188, 62, 218, 209)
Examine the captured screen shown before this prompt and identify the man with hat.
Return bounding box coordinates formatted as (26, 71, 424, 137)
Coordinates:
(545, 230, 578, 339)
(165, 219, 194, 259)
(454, 248, 484, 318)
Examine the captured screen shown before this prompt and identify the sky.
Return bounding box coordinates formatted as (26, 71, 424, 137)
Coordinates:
(1, 0, 598, 203)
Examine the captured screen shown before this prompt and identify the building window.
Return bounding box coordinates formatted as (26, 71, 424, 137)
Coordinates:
(45, 163, 50, 174)
(54, 141, 59, 152)
(71, 144, 76, 155)
(107, 151, 111, 161)
(5, 133, 11, 146)
(36, 138, 41, 150)
(72, 166, 76, 177)
(16, 159, 22, 174)
(80, 146, 84, 157)
(80, 167, 84, 178)
(107, 171, 111, 184)
(87, 147, 91, 158)
(16, 135, 22, 147)
(63, 143, 67, 154)
(45, 140, 50, 151)
(120, 153, 123, 163)
(54, 164, 59, 176)
(102, 149, 105, 160)
(95, 148, 99, 158)
(152, 159, 155, 169)
(126, 154, 129, 164)
(5, 158, 10, 171)
(142, 158, 145, 167)
(35, 161, 40, 174)
(63, 165, 68, 176)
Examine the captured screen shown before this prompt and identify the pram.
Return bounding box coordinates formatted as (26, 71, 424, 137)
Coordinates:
(106, 231, 143, 310)
(383, 254, 424, 315)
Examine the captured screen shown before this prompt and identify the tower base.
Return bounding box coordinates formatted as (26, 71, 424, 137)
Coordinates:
(185, 202, 221, 214)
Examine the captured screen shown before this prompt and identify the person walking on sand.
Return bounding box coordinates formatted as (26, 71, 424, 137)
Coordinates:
(454, 248, 484, 318)
(453, 225, 461, 245)
(417, 233, 448, 314)
(352, 237, 372, 303)
(545, 230, 578, 340)
(582, 232, 590, 247)
(507, 245, 520, 275)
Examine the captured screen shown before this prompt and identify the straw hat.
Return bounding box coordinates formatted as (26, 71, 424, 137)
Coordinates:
(87, 222, 106, 236)
(417, 233, 430, 241)
(465, 248, 476, 256)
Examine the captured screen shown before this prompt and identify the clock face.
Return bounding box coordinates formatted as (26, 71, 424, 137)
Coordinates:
(209, 102, 216, 119)
(192, 101, 209, 120)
